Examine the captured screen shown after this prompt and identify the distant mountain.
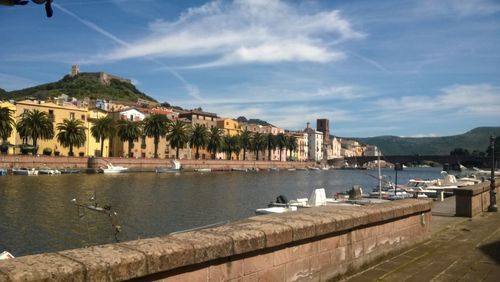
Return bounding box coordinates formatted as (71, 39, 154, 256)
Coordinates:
(0, 88, 7, 95)
(236, 116, 274, 127)
(1, 73, 157, 103)
(352, 127, 500, 155)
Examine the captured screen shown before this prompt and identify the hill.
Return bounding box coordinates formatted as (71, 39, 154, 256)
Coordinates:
(1, 73, 157, 103)
(352, 127, 500, 155)
(236, 116, 274, 127)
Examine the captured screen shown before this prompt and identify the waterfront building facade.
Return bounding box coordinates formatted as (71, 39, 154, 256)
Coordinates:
(304, 122, 323, 162)
(0, 101, 17, 155)
(330, 136, 342, 159)
(291, 131, 308, 161)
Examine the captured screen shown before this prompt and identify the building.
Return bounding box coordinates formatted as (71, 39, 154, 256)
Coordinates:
(178, 109, 218, 160)
(330, 136, 342, 159)
(291, 131, 308, 161)
(0, 101, 17, 155)
(304, 122, 323, 162)
(316, 119, 330, 161)
(364, 145, 381, 157)
(14, 99, 105, 157)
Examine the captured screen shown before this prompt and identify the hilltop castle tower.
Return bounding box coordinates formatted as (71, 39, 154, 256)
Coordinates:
(70, 64, 80, 77)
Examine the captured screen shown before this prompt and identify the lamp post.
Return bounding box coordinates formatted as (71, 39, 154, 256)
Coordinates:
(489, 136, 497, 212)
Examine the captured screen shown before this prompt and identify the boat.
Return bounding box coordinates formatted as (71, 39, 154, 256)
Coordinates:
(287, 168, 296, 171)
(0, 251, 14, 260)
(12, 168, 38, 176)
(155, 160, 182, 173)
(0, 168, 7, 176)
(195, 168, 211, 172)
(307, 166, 320, 171)
(231, 167, 248, 172)
(38, 167, 61, 175)
(255, 206, 297, 214)
(60, 168, 81, 174)
(472, 167, 500, 177)
(101, 163, 128, 174)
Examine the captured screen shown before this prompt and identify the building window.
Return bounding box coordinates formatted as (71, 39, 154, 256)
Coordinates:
(48, 110, 54, 122)
(70, 112, 75, 120)
(81, 115, 85, 121)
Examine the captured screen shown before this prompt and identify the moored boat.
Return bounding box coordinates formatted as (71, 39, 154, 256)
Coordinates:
(12, 168, 38, 176)
(38, 167, 61, 175)
(0, 251, 14, 260)
(155, 160, 182, 173)
(101, 163, 128, 174)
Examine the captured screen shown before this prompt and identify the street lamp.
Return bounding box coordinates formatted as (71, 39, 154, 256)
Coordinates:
(488, 136, 497, 212)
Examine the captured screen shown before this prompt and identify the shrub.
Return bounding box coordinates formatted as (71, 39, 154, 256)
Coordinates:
(43, 147, 52, 156)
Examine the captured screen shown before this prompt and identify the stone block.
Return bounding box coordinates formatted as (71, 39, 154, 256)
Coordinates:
(310, 252, 331, 273)
(291, 210, 337, 236)
(208, 259, 244, 281)
(120, 237, 195, 274)
(256, 265, 285, 282)
(202, 223, 265, 255)
(242, 252, 273, 275)
(318, 234, 347, 252)
(169, 231, 233, 264)
(285, 257, 311, 282)
(249, 214, 315, 241)
(237, 219, 293, 248)
(163, 267, 208, 282)
(59, 244, 147, 281)
(0, 253, 85, 282)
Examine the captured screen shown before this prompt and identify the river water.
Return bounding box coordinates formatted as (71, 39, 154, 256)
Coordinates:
(0, 167, 443, 257)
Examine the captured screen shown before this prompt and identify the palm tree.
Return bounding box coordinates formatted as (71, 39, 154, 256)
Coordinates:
(286, 135, 298, 161)
(0, 107, 15, 144)
(265, 133, 276, 161)
(251, 132, 266, 160)
(276, 133, 287, 161)
(91, 116, 115, 157)
(56, 119, 87, 156)
(222, 134, 240, 160)
(166, 120, 190, 159)
(189, 124, 209, 159)
(239, 129, 251, 160)
(143, 114, 169, 158)
(116, 120, 142, 157)
(207, 126, 223, 159)
(16, 109, 54, 154)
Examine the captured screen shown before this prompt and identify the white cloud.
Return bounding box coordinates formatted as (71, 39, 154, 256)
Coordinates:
(103, 0, 364, 67)
(374, 84, 500, 119)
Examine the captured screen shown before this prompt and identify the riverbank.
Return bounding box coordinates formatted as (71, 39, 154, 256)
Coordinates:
(0, 155, 316, 172)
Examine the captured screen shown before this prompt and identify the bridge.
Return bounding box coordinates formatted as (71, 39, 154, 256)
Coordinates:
(341, 155, 490, 168)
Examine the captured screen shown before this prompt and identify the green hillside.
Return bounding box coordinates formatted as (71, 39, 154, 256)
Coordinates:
(353, 127, 500, 155)
(1, 73, 157, 103)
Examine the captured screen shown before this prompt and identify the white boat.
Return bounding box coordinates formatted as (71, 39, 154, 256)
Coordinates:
(287, 168, 296, 171)
(12, 168, 38, 176)
(472, 167, 500, 177)
(195, 168, 211, 172)
(38, 167, 61, 175)
(0, 251, 14, 260)
(231, 167, 248, 172)
(155, 160, 182, 173)
(255, 206, 297, 214)
(307, 166, 320, 171)
(101, 163, 128, 174)
(0, 168, 7, 176)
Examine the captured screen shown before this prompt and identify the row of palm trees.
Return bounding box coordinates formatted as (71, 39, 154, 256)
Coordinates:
(0, 107, 299, 160)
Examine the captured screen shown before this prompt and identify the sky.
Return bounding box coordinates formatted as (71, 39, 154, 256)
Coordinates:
(1, 0, 499, 137)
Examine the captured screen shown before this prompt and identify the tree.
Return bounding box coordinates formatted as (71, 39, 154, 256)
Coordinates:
(450, 148, 470, 157)
(91, 116, 115, 157)
(207, 126, 223, 159)
(116, 120, 142, 157)
(239, 129, 251, 160)
(251, 132, 266, 161)
(0, 107, 15, 143)
(222, 134, 240, 160)
(286, 135, 298, 160)
(265, 133, 276, 161)
(189, 124, 209, 159)
(56, 119, 87, 156)
(16, 109, 54, 154)
(166, 120, 190, 159)
(143, 114, 169, 158)
(276, 133, 287, 161)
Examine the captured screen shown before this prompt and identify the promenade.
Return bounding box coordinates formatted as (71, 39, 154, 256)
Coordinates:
(342, 197, 500, 281)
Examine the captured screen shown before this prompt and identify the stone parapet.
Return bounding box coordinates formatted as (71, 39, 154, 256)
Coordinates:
(0, 199, 432, 281)
(455, 180, 500, 217)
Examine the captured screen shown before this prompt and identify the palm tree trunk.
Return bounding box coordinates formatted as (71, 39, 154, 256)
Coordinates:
(69, 144, 73, 157)
(195, 146, 199, 159)
(279, 148, 282, 161)
(100, 138, 104, 157)
(32, 138, 38, 155)
(243, 148, 246, 160)
(176, 147, 180, 159)
(154, 136, 159, 158)
(128, 138, 133, 157)
(256, 150, 259, 160)
(268, 148, 271, 161)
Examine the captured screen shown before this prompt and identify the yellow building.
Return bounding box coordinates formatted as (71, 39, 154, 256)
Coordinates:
(13, 100, 106, 157)
(217, 118, 241, 136)
(0, 101, 17, 155)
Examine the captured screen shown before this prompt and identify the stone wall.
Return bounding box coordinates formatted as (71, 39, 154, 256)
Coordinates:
(0, 155, 89, 169)
(455, 180, 500, 217)
(0, 199, 432, 281)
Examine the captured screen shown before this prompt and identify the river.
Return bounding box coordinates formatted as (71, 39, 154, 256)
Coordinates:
(0, 167, 443, 257)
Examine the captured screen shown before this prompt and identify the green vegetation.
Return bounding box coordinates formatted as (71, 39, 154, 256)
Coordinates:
(3, 73, 157, 103)
(116, 120, 142, 158)
(0, 107, 15, 143)
(236, 116, 274, 127)
(56, 119, 87, 156)
(353, 127, 500, 155)
(189, 124, 209, 160)
(166, 120, 190, 159)
(16, 109, 54, 154)
(91, 116, 115, 157)
(143, 114, 169, 158)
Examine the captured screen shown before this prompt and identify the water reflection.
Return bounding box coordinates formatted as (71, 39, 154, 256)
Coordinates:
(0, 167, 442, 256)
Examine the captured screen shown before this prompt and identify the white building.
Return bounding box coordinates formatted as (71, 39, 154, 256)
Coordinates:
(304, 123, 323, 162)
(119, 108, 146, 122)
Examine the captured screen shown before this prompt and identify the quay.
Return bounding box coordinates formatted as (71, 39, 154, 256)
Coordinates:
(0, 180, 498, 281)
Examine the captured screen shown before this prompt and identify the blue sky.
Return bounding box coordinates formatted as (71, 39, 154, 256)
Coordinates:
(1, 0, 499, 137)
